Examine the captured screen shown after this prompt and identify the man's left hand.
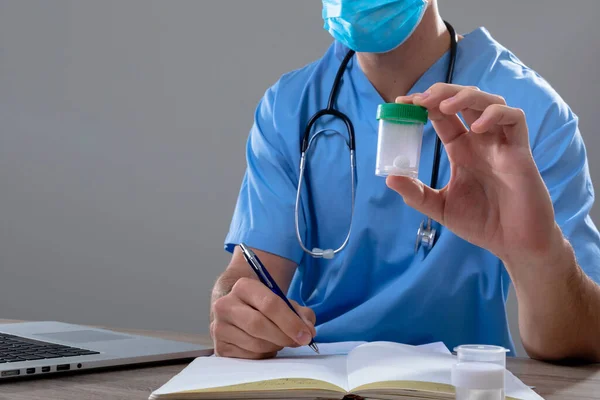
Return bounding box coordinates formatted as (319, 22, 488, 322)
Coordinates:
(389, 83, 563, 266)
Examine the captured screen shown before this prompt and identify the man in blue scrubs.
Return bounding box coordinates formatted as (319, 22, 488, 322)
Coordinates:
(210, 0, 600, 361)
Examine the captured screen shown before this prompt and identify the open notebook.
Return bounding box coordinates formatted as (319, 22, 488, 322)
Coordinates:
(150, 341, 542, 400)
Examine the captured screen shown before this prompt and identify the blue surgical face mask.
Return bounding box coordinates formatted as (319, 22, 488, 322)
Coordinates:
(322, 0, 428, 53)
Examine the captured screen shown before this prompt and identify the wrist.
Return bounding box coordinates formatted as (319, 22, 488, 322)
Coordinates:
(503, 223, 577, 285)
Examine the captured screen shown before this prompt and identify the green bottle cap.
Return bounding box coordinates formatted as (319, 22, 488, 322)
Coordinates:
(376, 103, 428, 124)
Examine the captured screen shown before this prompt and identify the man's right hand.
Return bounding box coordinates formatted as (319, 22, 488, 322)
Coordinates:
(210, 277, 316, 359)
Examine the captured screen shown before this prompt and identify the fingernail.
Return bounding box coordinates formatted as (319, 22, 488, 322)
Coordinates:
(296, 331, 311, 345)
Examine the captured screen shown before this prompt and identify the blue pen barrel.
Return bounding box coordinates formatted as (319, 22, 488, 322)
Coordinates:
(239, 243, 319, 352)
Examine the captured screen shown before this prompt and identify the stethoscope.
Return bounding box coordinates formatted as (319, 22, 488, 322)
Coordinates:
(295, 21, 458, 259)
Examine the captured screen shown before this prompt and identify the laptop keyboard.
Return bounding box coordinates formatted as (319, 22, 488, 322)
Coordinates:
(0, 333, 100, 363)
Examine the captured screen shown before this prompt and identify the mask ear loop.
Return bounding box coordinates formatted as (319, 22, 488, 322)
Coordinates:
(295, 128, 356, 260)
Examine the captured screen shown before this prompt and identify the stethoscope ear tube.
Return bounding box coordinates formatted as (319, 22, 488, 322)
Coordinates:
(294, 140, 357, 260)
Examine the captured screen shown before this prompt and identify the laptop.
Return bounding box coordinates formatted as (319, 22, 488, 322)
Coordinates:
(0, 321, 213, 379)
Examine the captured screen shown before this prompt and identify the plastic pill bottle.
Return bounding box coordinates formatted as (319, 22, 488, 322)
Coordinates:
(455, 345, 509, 368)
(451, 345, 510, 400)
(375, 103, 428, 178)
(452, 362, 505, 400)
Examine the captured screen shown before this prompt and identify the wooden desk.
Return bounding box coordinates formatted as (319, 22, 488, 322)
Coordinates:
(0, 320, 599, 400)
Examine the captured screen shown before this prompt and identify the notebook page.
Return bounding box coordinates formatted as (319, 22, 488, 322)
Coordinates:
(276, 341, 448, 357)
(150, 354, 350, 397)
(505, 370, 545, 400)
(417, 341, 451, 355)
(346, 342, 543, 400)
(347, 341, 455, 390)
(277, 341, 366, 357)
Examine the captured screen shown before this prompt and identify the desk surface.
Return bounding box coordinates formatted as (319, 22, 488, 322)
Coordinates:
(0, 320, 599, 400)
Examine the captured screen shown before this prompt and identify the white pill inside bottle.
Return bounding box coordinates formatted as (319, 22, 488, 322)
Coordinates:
(375, 103, 428, 178)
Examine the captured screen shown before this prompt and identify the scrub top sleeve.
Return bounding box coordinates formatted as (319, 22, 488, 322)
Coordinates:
(532, 106, 600, 284)
(224, 84, 305, 264)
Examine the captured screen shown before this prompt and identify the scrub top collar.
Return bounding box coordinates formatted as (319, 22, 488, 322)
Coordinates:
(331, 26, 494, 100)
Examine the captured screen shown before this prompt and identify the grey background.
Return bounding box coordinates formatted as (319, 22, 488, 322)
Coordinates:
(1, 0, 599, 357)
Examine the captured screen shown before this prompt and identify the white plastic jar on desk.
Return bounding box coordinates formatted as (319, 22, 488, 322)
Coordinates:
(375, 103, 428, 178)
(451, 345, 510, 400)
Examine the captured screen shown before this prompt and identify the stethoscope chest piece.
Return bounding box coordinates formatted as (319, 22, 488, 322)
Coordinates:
(415, 218, 436, 253)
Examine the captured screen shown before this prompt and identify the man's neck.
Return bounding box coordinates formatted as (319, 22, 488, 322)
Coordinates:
(356, 6, 451, 103)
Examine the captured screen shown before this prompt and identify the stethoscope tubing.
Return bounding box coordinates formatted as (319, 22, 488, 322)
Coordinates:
(295, 21, 458, 258)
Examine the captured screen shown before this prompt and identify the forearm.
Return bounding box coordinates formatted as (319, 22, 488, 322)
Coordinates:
(508, 228, 600, 361)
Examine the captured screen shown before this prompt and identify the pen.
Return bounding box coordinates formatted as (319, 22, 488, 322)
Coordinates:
(238, 243, 320, 354)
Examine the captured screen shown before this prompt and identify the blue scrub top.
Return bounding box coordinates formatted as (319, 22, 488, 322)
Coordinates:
(224, 27, 600, 354)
